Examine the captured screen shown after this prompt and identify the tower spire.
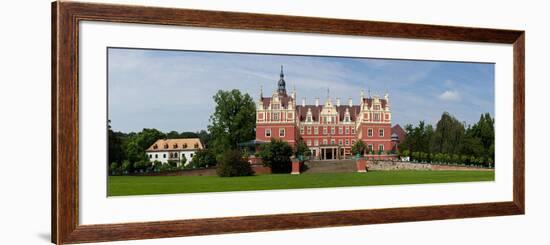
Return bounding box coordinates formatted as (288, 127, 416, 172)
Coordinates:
(277, 65, 287, 95)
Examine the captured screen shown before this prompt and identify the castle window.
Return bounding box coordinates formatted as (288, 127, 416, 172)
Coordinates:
(379, 129, 384, 137)
(314, 140, 319, 146)
(331, 139, 335, 145)
(279, 128, 286, 137)
(331, 127, 335, 135)
(265, 128, 271, 137)
(300, 126, 304, 134)
(323, 127, 328, 135)
(273, 112, 279, 121)
(323, 139, 328, 145)
(273, 104, 280, 109)
(338, 139, 343, 145)
(374, 105, 380, 110)
(314, 127, 318, 135)
(368, 144, 373, 152)
(339, 127, 343, 134)
(307, 127, 311, 135)
(368, 128, 373, 137)
(351, 128, 355, 134)
(379, 144, 384, 152)
(345, 139, 349, 145)
(374, 113, 380, 121)
(307, 140, 311, 146)
(345, 127, 350, 134)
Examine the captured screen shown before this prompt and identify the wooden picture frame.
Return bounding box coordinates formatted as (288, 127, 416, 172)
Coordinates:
(52, 1, 525, 244)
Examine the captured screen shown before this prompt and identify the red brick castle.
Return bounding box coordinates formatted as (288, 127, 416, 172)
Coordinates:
(256, 66, 397, 160)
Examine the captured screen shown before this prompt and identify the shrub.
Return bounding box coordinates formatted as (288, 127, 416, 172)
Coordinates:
(294, 140, 311, 160)
(121, 160, 132, 174)
(160, 162, 173, 172)
(216, 150, 254, 177)
(258, 139, 293, 173)
(167, 160, 178, 168)
(152, 160, 162, 172)
(109, 162, 120, 175)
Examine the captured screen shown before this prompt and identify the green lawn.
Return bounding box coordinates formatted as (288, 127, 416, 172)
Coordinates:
(108, 170, 494, 196)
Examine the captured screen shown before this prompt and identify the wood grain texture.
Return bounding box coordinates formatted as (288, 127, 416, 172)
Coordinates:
(51, 1, 525, 244)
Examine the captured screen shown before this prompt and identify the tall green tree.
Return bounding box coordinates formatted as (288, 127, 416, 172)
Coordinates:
(208, 89, 256, 154)
(108, 120, 127, 172)
(432, 112, 465, 155)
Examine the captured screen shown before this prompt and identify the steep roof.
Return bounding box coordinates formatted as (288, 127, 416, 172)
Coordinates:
(391, 124, 407, 141)
(146, 138, 203, 152)
(261, 95, 293, 109)
(363, 98, 388, 109)
(296, 105, 361, 122)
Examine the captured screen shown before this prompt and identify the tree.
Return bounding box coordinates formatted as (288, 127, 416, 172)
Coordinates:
(208, 90, 256, 155)
(125, 128, 165, 170)
(191, 148, 217, 168)
(180, 154, 187, 167)
(166, 131, 181, 139)
(108, 120, 125, 165)
(294, 139, 311, 159)
(432, 112, 465, 155)
(216, 150, 254, 177)
(258, 139, 293, 173)
(351, 140, 366, 156)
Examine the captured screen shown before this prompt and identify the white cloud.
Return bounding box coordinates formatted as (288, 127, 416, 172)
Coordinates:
(438, 90, 461, 101)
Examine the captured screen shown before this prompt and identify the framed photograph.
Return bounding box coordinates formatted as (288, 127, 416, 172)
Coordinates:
(52, 1, 524, 244)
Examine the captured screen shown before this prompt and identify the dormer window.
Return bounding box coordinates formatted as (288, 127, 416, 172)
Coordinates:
(153, 144, 158, 149)
(306, 108, 313, 122)
(194, 143, 199, 149)
(182, 143, 188, 149)
(173, 143, 178, 149)
(163, 144, 168, 149)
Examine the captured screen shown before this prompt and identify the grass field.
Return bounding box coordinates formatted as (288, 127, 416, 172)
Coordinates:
(108, 170, 494, 196)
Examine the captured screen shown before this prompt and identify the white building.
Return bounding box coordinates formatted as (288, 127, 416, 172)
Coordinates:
(146, 138, 203, 166)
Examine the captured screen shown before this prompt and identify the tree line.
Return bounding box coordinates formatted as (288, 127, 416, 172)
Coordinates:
(109, 89, 312, 177)
(399, 112, 495, 167)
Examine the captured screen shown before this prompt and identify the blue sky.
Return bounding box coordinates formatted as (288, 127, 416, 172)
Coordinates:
(108, 48, 494, 133)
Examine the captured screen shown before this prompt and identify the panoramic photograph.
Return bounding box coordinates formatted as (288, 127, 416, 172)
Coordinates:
(107, 47, 495, 197)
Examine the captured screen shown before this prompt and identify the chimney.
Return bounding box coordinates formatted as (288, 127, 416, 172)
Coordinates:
(348, 97, 353, 107)
(302, 97, 306, 107)
(336, 97, 340, 107)
(315, 97, 319, 107)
